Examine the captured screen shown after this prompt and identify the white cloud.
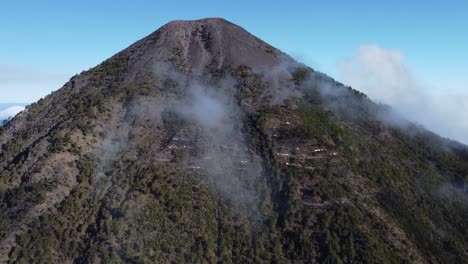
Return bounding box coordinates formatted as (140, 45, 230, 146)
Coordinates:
(0, 105, 25, 120)
(338, 45, 468, 144)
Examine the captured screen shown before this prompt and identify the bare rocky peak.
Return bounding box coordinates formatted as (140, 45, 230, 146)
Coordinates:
(124, 17, 294, 74)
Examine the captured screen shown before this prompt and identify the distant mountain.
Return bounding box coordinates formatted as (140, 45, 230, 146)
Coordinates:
(0, 18, 467, 263)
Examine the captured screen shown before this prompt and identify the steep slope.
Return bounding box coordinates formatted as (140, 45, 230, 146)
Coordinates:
(0, 18, 467, 263)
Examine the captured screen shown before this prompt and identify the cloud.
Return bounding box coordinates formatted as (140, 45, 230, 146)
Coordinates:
(337, 45, 468, 144)
(177, 84, 227, 129)
(0, 105, 25, 120)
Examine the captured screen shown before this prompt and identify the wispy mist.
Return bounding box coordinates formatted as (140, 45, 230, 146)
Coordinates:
(253, 54, 302, 104)
(338, 45, 468, 144)
(92, 65, 266, 213)
(168, 80, 265, 212)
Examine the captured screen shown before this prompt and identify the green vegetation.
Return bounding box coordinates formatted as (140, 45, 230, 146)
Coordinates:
(291, 67, 311, 85)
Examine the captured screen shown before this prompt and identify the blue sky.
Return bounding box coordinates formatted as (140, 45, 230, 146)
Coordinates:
(1, 0, 467, 102)
(1, 0, 468, 142)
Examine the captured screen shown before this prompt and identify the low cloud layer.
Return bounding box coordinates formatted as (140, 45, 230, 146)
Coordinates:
(0, 105, 25, 120)
(338, 45, 468, 144)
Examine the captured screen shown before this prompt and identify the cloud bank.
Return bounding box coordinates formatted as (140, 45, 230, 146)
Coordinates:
(338, 45, 468, 144)
(0, 105, 25, 120)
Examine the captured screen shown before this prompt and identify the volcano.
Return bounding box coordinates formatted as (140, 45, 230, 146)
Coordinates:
(0, 18, 467, 263)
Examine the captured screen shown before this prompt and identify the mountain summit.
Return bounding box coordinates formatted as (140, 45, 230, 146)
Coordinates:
(130, 17, 287, 72)
(0, 18, 467, 263)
